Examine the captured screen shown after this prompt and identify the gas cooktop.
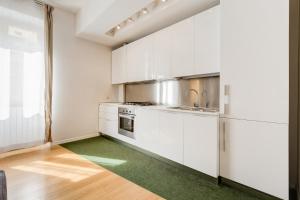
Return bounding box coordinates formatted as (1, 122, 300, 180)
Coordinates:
(122, 102, 156, 106)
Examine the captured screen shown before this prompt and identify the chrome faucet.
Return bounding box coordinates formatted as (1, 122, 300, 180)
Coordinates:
(202, 89, 209, 108)
(189, 89, 200, 107)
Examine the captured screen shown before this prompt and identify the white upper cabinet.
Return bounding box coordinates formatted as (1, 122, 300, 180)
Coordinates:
(170, 18, 195, 77)
(126, 35, 154, 82)
(194, 5, 220, 75)
(111, 5, 220, 83)
(153, 28, 172, 80)
(220, 118, 288, 199)
(220, 0, 289, 123)
(112, 46, 127, 84)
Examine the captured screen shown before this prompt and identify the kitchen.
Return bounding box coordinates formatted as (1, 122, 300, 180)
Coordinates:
(0, 0, 294, 200)
(100, 1, 289, 199)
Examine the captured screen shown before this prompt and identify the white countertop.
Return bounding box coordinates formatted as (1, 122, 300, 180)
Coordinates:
(139, 105, 219, 116)
(100, 102, 219, 116)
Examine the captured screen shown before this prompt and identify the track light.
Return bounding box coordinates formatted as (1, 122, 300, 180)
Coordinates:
(142, 8, 148, 14)
(127, 18, 134, 23)
(106, 0, 171, 37)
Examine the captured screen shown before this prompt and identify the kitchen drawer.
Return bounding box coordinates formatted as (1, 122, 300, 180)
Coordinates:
(99, 112, 118, 121)
(99, 104, 118, 114)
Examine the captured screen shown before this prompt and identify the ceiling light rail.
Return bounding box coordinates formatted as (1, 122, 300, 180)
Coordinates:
(106, 0, 169, 37)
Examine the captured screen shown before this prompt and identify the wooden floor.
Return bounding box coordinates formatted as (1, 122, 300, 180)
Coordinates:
(0, 145, 163, 200)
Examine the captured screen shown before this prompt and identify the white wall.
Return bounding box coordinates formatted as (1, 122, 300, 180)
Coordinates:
(52, 8, 118, 143)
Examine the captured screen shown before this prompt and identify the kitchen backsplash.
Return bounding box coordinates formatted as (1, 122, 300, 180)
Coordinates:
(125, 76, 219, 109)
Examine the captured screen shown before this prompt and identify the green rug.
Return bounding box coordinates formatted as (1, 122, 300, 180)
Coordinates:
(62, 136, 271, 200)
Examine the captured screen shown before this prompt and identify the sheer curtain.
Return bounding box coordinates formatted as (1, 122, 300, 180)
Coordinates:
(0, 0, 45, 152)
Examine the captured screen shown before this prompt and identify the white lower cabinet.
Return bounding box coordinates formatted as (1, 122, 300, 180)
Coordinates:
(99, 118, 117, 137)
(135, 108, 160, 154)
(98, 104, 118, 137)
(136, 109, 185, 164)
(219, 118, 288, 200)
(157, 111, 184, 164)
(183, 114, 219, 177)
(100, 104, 219, 178)
(136, 109, 219, 175)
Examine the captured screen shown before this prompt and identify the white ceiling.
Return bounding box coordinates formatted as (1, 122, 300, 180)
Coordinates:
(42, 0, 219, 48)
(41, 0, 88, 13)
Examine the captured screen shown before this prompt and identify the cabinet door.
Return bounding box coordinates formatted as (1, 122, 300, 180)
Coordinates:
(99, 118, 118, 137)
(112, 46, 127, 84)
(135, 108, 159, 153)
(220, 0, 289, 123)
(171, 18, 194, 77)
(219, 118, 288, 200)
(157, 111, 183, 163)
(183, 114, 219, 177)
(126, 35, 154, 82)
(194, 5, 220, 75)
(153, 28, 172, 79)
(98, 104, 118, 137)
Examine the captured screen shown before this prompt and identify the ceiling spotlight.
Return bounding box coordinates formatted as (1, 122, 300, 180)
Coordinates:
(116, 25, 121, 30)
(142, 8, 148, 14)
(161, 0, 167, 2)
(127, 18, 134, 23)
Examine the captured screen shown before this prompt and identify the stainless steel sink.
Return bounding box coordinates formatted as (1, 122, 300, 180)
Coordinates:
(167, 106, 218, 113)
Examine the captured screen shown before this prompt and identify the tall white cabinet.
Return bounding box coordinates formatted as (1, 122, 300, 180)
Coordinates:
(220, 0, 289, 123)
(220, 118, 288, 199)
(220, 0, 289, 199)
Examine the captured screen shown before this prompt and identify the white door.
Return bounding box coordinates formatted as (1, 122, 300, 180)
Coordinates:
(220, 0, 289, 123)
(194, 5, 220, 75)
(219, 118, 288, 200)
(153, 28, 172, 80)
(126, 35, 154, 82)
(112, 46, 127, 84)
(183, 114, 219, 177)
(157, 111, 183, 163)
(170, 18, 194, 77)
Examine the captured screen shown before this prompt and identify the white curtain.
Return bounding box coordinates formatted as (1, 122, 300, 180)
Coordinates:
(0, 0, 45, 152)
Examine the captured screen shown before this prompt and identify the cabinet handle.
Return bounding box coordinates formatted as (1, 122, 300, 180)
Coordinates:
(224, 85, 230, 115)
(223, 121, 226, 152)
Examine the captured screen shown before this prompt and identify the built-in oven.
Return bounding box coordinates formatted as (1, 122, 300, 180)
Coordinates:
(118, 107, 135, 139)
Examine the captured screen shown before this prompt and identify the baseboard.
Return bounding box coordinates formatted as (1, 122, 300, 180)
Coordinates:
(52, 133, 100, 145)
(219, 177, 281, 200)
(0, 143, 51, 159)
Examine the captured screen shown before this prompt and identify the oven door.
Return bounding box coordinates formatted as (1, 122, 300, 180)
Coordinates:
(118, 114, 135, 139)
